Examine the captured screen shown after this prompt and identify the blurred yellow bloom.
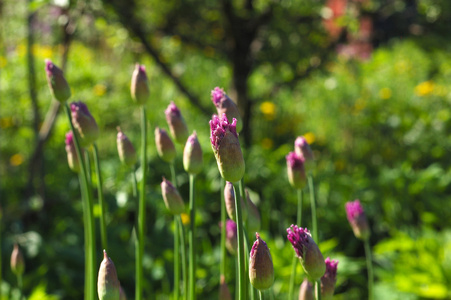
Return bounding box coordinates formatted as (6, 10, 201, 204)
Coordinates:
(32, 45, 53, 59)
(0, 117, 13, 129)
(379, 88, 392, 100)
(10, 154, 24, 166)
(415, 81, 434, 96)
(0, 56, 6, 68)
(93, 84, 107, 96)
(181, 213, 190, 225)
(260, 101, 276, 120)
(261, 138, 273, 149)
(304, 132, 315, 144)
(353, 98, 366, 113)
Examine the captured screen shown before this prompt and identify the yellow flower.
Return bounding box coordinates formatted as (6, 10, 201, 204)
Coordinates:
(10, 154, 24, 166)
(304, 132, 316, 144)
(93, 84, 107, 96)
(181, 213, 190, 225)
(260, 101, 276, 120)
(415, 81, 434, 96)
(379, 88, 392, 100)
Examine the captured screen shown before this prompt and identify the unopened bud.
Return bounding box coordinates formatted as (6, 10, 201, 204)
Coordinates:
(183, 131, 203, 175)
(10, 243, 25, 276)
(224, 181, 247, 222)
(70, 101, 99, 146)
(286, 152, 306, 189)
(117, 127, 137, 167)
(298, 278, 314, 300)
(131, 64, 149, 105)
(249, 233, 274, 290)
(161, 178, 185, 214)
(45, 59, 71, 102)
(97, 250, 120, 300)
(65, 131, 80, 173)
(294, 136, 315, 172)
(155, 127, 176, 163)
(165, 101, 189, 144)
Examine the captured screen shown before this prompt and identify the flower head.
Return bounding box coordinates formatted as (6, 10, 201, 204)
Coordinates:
(286, 152, 306, 189)
(210, 87, 242, 132)
(224, 181, 247, 222)
(45, 59, 71, 102)
(117, 127, 137, 167)
(131, 64, 149, 105)
(210, 114, 245, 183)
(321, 257, 338, 299)
(10, 243, 25, 276)
(155, 127, 176, 163)
(183, 131, 203, 175)
(65, 131, 80, 173)
(287, 225, 325, 280)
(298, 278, 314, 300)
(97, 250, 120, 300)
(161, 177, 185, 215)
(249, 233, 274, 291)
(70, 101, 99, 146)
(295, 136, 315, 171)
(345, 200, 370, 240)
(165, 101, 189, 144)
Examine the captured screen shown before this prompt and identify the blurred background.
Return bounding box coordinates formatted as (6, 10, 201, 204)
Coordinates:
(1, 0, 451, 298)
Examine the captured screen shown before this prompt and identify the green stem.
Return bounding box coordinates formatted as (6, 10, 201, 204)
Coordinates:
(189, 174, 196, 300)
(136, 106, 147, 300)
(220, 178, 226, 278)
(17, 274, 23, 300)
(0, 205, 2, 300)
(307, 173, 318, 242)
(288, 190, 303, 300)
(170, 163, 177, 187)
(174, 216, 180, 300)
(259, 290, 263, 300)
(132, 169, 138, 198)
(233, 183, 246, 300)
(93, 144, 108, 251)
(64, 103, 96, 300)
(177, 216, 188, 300)
(315, 279, 321, 300)
(364, 238, 374, 300)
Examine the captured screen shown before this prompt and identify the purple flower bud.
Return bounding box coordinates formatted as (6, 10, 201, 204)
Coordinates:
(97, 250, 120, 300)
(246, 189, 261, 232)
(321, 257, 338, 299)
(165, 101, 189, 144)
(249, 233, 274, 291)
(298, 278, 314, 300)
(210, 114, 245, 183)
(183, 131, 203, 175)
(219, 275, 232, 300)
(221, 219, 237, 255)
(155, 127, 176, 163)
(294, 136, 315, 171)
(70, 101, 99, 146)
(117, 127, 137, 167)
(65, 131, 80, 173)
(224, 181, 247, 222)
(45, 59, 71, 102)
(131, 64, 149, 105)
(211, 87, 242, 132)
(287, 225, 325, 280)
(286, 152, 306, 189)
(161, 178, 185, 214)
(345, 200, 370, 240)
(10, 243, 24, 276)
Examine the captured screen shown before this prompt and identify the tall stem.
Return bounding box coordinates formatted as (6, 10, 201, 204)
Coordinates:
(177, 216, 188, 299)
(307, 173, 318, 242)
(315, 279, 322, 300)
(189, 174, 196, 300)
(174, 216, 180, 300)
(220, 178, 226, 278)
(233, 182, 246, 300)
(136, 106, 147, 300)
(93, 144, 108, 251)
(17, 274, 23, 300)
(364, 238, 374, 300)
(132, 169, 138, 198)
(288, 190, 303, 300)
(64, 103, 96, 300)
(259, 290, 263, 300)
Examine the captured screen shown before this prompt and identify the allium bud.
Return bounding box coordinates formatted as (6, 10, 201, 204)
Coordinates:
(219, 275, 232, 300)
(161, 178, 185, 214)
(321, 257, 338, 300)
(97, 250, 120, 300)
(210, 114, 245, 183)
(249, 233, 274, 291)
(116, 127, 137, 167)
(131, 64, 149, 105)
(345, 200, 370, 240)
(295, 136, 315, 171)
(286, 152, 306, 189)
(211, 87, 242, 132)
(155, 127, 176, 163)
(298, 278, 314, 300)
(223, 219, 238, 255)
(70, 101, 99, 147)
(10, 243, 24, 276)
(65, 131, 80, 173)
(183, 131, 203, 175)
(246, 189, 261, 232)
(224, 181, 247, 222)
(45, 59, 71, 102)
(287, 225, 325, 280)
(165, 101, 189, 144)
(119, 285, 127, 300)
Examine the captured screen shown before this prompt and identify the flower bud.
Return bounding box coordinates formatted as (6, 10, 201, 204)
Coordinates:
(246, 189, 261, 232)
(219, 275, 232, 300)
(155, 127, 176, 163)
(97, 250, 120, 300)
(10, 243, 24, 276)
(165, 102, 189, 144)
(295, 136, 315, 172)
(321, 257, 338, 300)
(287, 225, 325, 280)
(249, 233, 274, 291)
(345, 200, 370, 240)
(70, 101, 99, 147)
(65, 131, 80, 173)
(45, 59, 71, 102)
(183, 131, 203, 175)
(210, 114, 245, 183)
(222, 219, 237, 255)
(117, 127, 137, 167)
(286, 152, 306, 189)
(131, 64, 149, 105)
(211, 87, 242, 132)
(298, 278, 314, 300)
(224, 181, 247, 222)
(161, 178, 185, 214)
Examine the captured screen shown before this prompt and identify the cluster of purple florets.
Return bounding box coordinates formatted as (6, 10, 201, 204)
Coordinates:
(345, 200, 365, 224)
(324, 257, 339, 279)
(70, 101, 93, 117)
(209, 114, 238, 151)
(286, 152, 304, 168)
(211, 87, 225, 107)
(286, 225, 311, 258)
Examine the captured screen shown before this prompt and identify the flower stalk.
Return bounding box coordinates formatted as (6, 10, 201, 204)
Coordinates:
(189, 174, 196, 300)
(364, 239, 374, 300)
(233, 182, 246, 300)
(307, 173, 318, 242)
(93, 144, 108, 251)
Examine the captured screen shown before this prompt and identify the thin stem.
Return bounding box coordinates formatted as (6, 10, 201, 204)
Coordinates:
(17, 274, 23, 300)
(93, 144, 108, 251)
(174, 216, 180, 300)
(307, 173, 318, 242)
(233, 182, 246, 300)
(177, 216, 188, 299)
(364, 238, 374, 300)
(79, 173, 90, 299)
(243, 229, 255, 300)
(315, 280, 321, 300)
(189, 174, 196, 300)
(136, 106, 147, 300)
(132, 169, 138, 198)
(259, 290, 263, 300)
(170, 163, 177, 187)
(220, 178, 226, 277)
(288, 190, 303, 300)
